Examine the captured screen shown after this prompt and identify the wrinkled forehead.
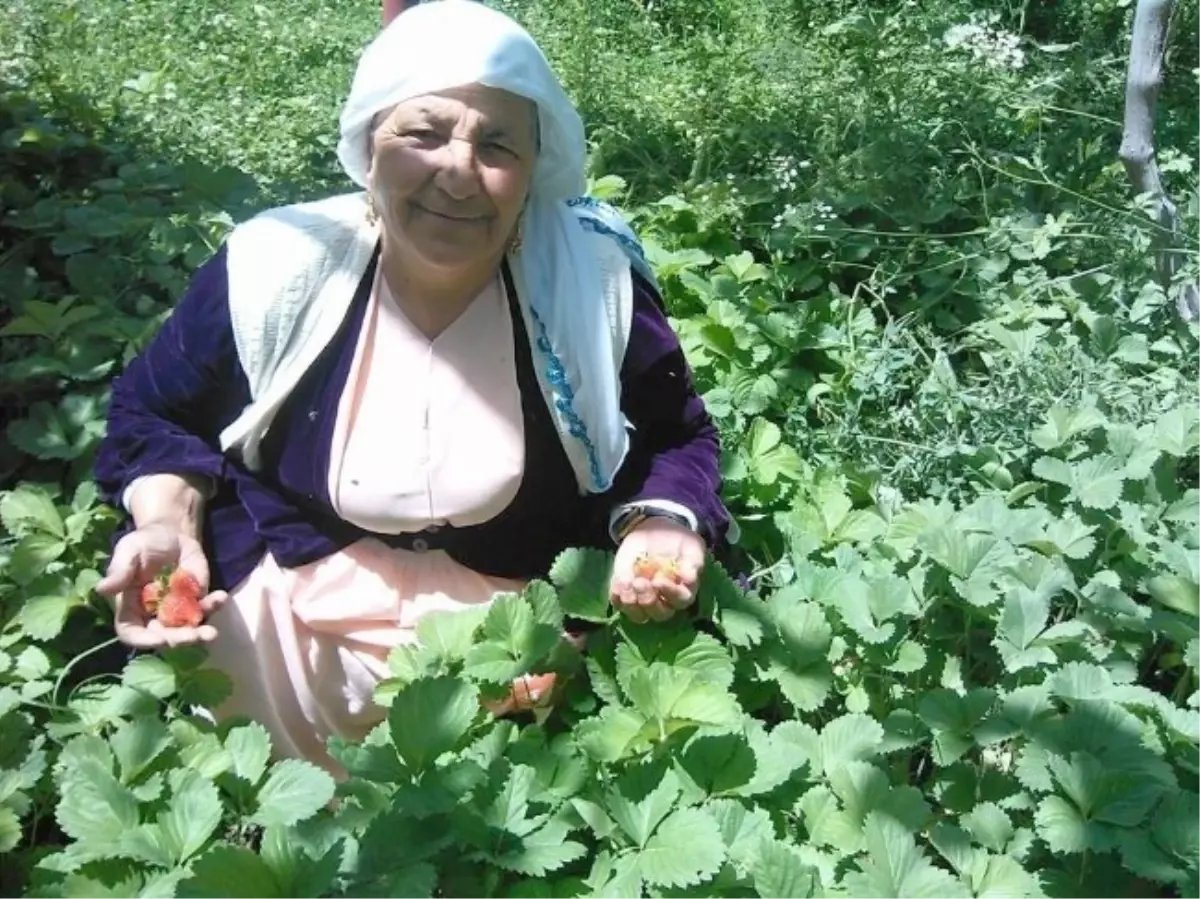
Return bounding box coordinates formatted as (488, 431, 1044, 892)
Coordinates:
(371, 85, 541, 145)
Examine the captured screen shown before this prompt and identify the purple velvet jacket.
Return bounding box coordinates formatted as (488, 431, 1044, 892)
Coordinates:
(94, 241, 732, 592)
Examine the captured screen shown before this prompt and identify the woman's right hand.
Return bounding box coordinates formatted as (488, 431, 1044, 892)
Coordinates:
(96, 523, 228, 649)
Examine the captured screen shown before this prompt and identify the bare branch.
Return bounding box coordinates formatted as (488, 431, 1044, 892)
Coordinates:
(1118, 0, 1198, 321)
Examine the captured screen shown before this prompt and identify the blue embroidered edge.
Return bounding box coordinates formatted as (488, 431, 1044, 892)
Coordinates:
(528, 304, 610, 492)
(567, 196, 656, 285)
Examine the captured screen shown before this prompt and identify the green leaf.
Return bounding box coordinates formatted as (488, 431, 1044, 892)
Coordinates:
(677, 733, 756, 796)
(0, 486, 66, 537)
(887, 641, 927, 674)
(9, 535, 68, 585)
(998, 587, 1048, 650)
(0, 805, 21, 853)
(1072, 456, 1125, 509)
(841, 812, 963, 897)
(970, 854, 1046, 898)
(55, 757, 140, 842)
(417, 606, 488, 664)
(492, 820, 587, 876)
(1030, 404, 1106, 450)
(963, 802, 1013, 852)
(177, 843, 283, 897)
(1033, 795, 1096, 855)
(1145, 575, 1198, 618)
(17, 593, 78, 641)
(706, 798, 775, 871)
(818, 713, 884, 777)
(575, 705, 646, 763)
(110, 717, 172, 783)
(749, 837, 821, 898)
(225, 722, 272, 784)
(251, 760, 335, 829)
(1154, 405, 1200, 457)
(389, 676, 480, 772)
(637, 806, 725, 888)
(549, 548, 614, 622)
(122, 655, 177, 699)
(608, 770, 680, 847)
(160, 769, 223, 864)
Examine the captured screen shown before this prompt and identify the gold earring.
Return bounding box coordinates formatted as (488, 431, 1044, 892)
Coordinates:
(508, 217, 524, 253)
(366, 193, 379, 226)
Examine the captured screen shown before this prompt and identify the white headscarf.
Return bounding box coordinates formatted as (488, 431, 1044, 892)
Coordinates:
(336, 0, 631, 492)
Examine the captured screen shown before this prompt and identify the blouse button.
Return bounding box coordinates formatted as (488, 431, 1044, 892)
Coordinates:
(307, 410, 318, 422)
(412, 537, 429, 553)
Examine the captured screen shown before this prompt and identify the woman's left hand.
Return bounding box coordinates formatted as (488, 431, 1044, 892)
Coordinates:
(610, 518, 706, 623)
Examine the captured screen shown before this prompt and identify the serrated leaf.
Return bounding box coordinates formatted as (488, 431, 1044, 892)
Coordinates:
(110, 717, 172, 783)
(389, 675, 479, 771)
(749, 837, 820, 897)
(251, 760, 335, 829)
(1039, 515, 1096, 560)
(963, 802, 1013, 852)
(0, 485, 65, 536)
(971, 853, 1046, 898)
(706, 798, 775, 871)
(1145, 575, 1198, 618)
(161, 769, 223, 863)
(416, 606, 488, 663)
(122, 655, 177, 699)
(575, 705, 646, 763)
(176, 843, 283, 897)
(1047, 662, 1113, 701)
(841, 812, 963, 897)
(0, 805, 21, 853)
(55, 758, 139, 842)
(888, 641, 927, 673)
(550, 548, 614, 622)
(225, 722, 272, 784)
(117, 823, 178, 869)
(1154, 405, 1200, 456)
(798, 784, 861, 851)
(1030, 404, 1106, 450)
(493, 820, 587, 876)
(673, 633, 736, 689)
(1072, 456, 1125, 509)
(1033, 795, 1093, 855)
(17, 593, 77, 641)
(817, 713, 884, 777)
(998, 587, 1048, 650)
(678, 733, 756, 796)
(608, 770, 681, 847)
(637, 806, 725, 888)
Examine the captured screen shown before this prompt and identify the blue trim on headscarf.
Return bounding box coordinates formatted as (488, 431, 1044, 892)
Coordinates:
(567, 196, 658, 289)
(528, 303, 610, 491)
(521, 196, 654, 494)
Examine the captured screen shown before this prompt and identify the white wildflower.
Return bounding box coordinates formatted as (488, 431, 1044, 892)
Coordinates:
(943, 15, 1025, 70)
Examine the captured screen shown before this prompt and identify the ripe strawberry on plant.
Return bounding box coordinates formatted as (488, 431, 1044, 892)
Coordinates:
(140, 567, 205, 628)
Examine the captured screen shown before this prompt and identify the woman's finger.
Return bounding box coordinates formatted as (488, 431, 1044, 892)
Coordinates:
(654, 577, 694, 610)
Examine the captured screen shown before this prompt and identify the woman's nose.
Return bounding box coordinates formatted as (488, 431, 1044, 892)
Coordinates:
(435, 138, 482, 199)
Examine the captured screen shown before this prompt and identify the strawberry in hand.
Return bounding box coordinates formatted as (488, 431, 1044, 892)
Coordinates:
(141, 567, 205, 629)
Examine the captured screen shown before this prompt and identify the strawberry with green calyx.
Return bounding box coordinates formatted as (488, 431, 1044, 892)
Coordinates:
(632, 553, 682, 582)
(140, 567, 205, 628)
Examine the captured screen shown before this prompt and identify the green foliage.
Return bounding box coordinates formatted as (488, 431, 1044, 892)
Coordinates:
(2, 0, 1198, 895)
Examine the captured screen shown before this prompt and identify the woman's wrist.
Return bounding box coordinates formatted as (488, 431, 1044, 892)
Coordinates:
(127, 473, 209, 540)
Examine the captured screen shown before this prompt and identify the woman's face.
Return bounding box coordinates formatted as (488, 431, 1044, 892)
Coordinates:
(367, 84, 537, 272)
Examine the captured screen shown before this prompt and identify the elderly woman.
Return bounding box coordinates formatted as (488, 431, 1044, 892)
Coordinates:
(93, 0, 733, 774)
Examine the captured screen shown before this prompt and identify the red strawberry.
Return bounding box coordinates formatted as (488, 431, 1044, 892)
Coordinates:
(156, 591, 204, 628)
(140, 571, 170, 616)
(139, 566, 206, 628)
(168, 568, 203, 603)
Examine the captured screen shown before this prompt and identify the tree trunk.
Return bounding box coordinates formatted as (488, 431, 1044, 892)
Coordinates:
(1118, 0, 1199, 322)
